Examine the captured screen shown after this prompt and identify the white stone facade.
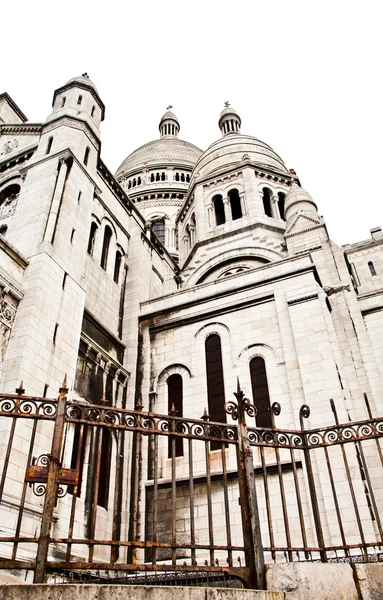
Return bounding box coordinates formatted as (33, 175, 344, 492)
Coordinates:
(0, 79, 382, 566)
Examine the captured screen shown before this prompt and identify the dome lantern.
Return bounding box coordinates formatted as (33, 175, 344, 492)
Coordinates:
(159, 106, 180, 138)
(218, 102, 241, 136)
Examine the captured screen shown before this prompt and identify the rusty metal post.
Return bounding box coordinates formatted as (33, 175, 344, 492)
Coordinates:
(34, 378, 68, 583)
(227, 380, 265, 589)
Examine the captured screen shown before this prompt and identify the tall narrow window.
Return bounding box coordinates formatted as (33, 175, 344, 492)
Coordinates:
(77, 95, 82, 105)
(368, 261, 377, 276)
(114, 250, 122, 283)
(87, 222, 98, 255)
(213, 195, 225, 226)
(97, 430, 111, 508)
(168, 374, 183, 457)
(205, 334, 226, 449)
(84, 147, 90, 166)
(61, 97, 66, 108)
(250, 357, 272, 428)
(152, 219, 165, 245)
(68, 424, 87, 497)
(101, 225, 112, 270)
(262, 188, 273, 217)
(46, 136, 53, 155)
(91, 106, 95, 117)
(151, 173, 155, 182)
(229, 188, 242, 220)
(278, 192, 286, 221)
(0, 225, 8, 236)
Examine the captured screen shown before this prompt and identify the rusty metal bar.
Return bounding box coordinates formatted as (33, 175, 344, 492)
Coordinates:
(260, 444, 275, 561)
(12, 418, 38, 560)
(323, 444, 349, 558)
(171, 418, 177, 567)
(88, 423, 103, 564)
(299, 405, 327, 562)
(188, 437, 196, 566)
(34, 381, 68, 583)
(152, 433, 158, 565)
(290, 447, 309, 557)
(355, 438, 383, 539)
(202, 412, 214, 567)
(66, 423, 85, 563)
(330, 399, 368, 561)
(111, 429, 123, 564)
(221, 442, 233, 567)
(364, 393, 383, 469)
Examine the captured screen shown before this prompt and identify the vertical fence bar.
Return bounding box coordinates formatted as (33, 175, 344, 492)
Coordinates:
(34, 380, 68, 583)
(364, 393, 383, 469)
(66, 422, 85, 563)
(271, 404, 292, 561)
(12, 418, 38, 560)
(88, 424, 103, 564)
(355, 438, 383, 539)
(202, 410, 214, 567)
(171, 411, 177, 567)
(188, 437, 196, 566)
(260, 444, 275, 561)
(228, 382, 265, 589)
(299, 405, 327, 562)
(152, 433, 158, 565)
(330, 400, 368, 560)
(221, 442, 233, 567)
(111, 429, 122, 564)
(290, 447, 308, 557)
(323, 444, 349, 558)
(0, 385, 25, 503)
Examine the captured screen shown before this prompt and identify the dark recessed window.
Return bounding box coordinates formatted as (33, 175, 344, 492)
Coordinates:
(250, 357, 272, 428)
(100, 225, 112, 270)
(262, 188, 273, 217)
(205, 334, 226, 449)
(368, 261, 377, 276)
(168, 374, 183, 457)
(87, 222, 98, 255)
(213, 194, 225, 226)
(229, 188, 242, 220)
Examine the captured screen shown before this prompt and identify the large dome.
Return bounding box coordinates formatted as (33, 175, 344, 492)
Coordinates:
(115, 138, 203, 178)
(193, 134, 288, 179)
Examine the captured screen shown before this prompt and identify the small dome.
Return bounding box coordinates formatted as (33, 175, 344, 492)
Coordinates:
(219, 104, 241, 136)
(219, 106, 240, 120)
(159, 110, 179, 125)
(66, 73, 99, 94)
(192, 134, 288, 179)
(284, 183, 318, 216)
(115, 138, 203, 178)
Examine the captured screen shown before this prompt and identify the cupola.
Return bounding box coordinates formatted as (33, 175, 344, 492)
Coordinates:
(218, 103, 241, 136)
(159, 107, 180, 138)
(284, 183, 318, 221)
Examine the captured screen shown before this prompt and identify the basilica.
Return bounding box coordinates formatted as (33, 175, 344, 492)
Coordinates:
(0, 75, 383, 578)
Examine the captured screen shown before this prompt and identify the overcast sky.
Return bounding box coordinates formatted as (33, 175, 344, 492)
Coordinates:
(2, 0, 381, 246)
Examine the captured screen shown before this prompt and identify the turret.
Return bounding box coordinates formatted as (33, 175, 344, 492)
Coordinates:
(159, 108, 180, 138)
(47, 73, 105, 135)
(218, 103, 241, 136)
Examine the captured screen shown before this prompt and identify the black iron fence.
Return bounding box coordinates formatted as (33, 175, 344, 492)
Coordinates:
(0, 380, 382, 589)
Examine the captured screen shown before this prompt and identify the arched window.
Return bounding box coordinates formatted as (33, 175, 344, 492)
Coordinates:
(138, 176, 141, 185)
(175, 172, 180, 181)
(84, 147, 90, 166)
(250, 357, 272, 428)
(151, 173, 155, 182)
(97, 430, 111, 509)
(152, 218, 165, 245)
(128, 180, 131, 189)
(0, 225, 8, 236)
(114, 250, 122, 283)
(205, 334, 226, 449)
(77, 95, 82, 105)
(87, 222, 98, 255)
(156, 173, 160, 181)
(46, 136, 53, 155)
(61, 97, 66, 108)
(186, 174, 190, 183)
(0, 183, 20, 206)
(262, 188, 272, 217)
(213, 195, 225, 226)
(161, 172, 166, 181)
(181, 173, 185, 182)
(100, 225, 112, 269)
(229, 189, 242, 220)
(168, 374, 183, 457)
(368, 261, 377, 276)
(278, 192, 286, 221)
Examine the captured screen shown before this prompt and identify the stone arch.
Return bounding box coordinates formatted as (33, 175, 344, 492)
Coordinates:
(187, 246, 282, 286)
(193, 321, 235, 372)
(152, 363, 192, 415)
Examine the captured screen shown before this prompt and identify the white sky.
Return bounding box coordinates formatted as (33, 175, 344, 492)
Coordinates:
(2, 0, 382, 246)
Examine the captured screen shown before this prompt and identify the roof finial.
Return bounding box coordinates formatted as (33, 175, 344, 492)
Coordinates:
(82, 72, 89, 79)
(167, 104, 173, 110)
(224, 101, 230, 108)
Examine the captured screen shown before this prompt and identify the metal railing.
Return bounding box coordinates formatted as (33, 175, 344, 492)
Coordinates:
(0, 380, 382, 588)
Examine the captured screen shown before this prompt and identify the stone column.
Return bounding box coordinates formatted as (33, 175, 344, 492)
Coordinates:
(43, 154, 72, 243)
(272, 195, 280, 220)
(223, 198, 231, 222)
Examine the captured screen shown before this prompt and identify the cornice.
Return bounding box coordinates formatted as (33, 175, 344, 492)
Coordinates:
(0, 146, 37, 178)
(0, 235, 29, 270)
(96, 194, 130, 240)
(42, 117, 100, 151)
(0, 123, 42, 135)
